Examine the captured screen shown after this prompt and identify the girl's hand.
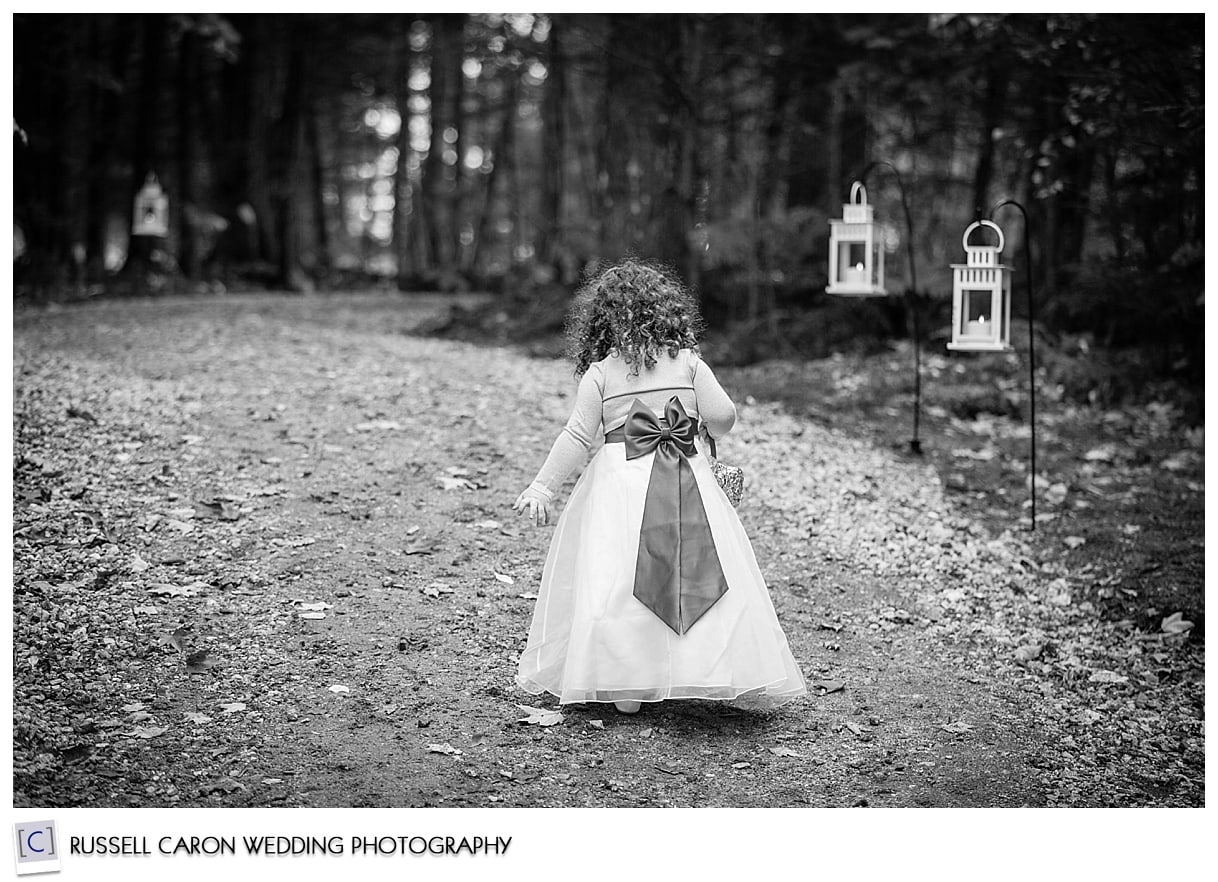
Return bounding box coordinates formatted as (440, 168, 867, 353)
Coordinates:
(513, 488, 552, 526)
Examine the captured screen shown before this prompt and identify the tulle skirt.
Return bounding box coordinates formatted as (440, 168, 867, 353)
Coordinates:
(516, 438, 807, 708)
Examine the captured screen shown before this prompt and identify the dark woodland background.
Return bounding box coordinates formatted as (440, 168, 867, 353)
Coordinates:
(12, 13, 1204, 405)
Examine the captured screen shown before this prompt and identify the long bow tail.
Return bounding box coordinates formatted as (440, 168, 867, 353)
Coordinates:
(624, 396, 729, 635)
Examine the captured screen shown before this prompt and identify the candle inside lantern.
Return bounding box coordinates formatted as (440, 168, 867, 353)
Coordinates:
(842, 262, 867, 285)
(965, 314, 989, 337)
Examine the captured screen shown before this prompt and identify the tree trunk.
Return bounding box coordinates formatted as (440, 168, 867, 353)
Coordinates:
(537, 15, 566, 266)
(275, 21, 310, 291)
(391, 20, 414, 282)
(826, 77, 845, 218)
(125, 14, 168, 291)
(244, 17, 278, 266)
(131, 15, 166, 213)
(446, 16, 467, 269)
(307, 87, 331, 275)
(599, 16, 627, 256)
(86, 15, 128, 281)
(757, 23, 795, 326)
(176, 25, 200, 279)
(652, 16, 704, 292)
(472, 71, 517, 276)
(421, 14, 463, 272)
(971, 56, 1009, 215)
(62, 21, 91, 290)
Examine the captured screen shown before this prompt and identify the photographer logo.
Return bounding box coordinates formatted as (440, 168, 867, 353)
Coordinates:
(12, 820, 60, 875)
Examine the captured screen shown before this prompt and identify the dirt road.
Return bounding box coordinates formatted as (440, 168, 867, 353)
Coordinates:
(12, 292, 1201, 807)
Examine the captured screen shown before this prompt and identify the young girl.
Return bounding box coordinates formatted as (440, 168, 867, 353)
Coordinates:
(512, 259, 807, 714)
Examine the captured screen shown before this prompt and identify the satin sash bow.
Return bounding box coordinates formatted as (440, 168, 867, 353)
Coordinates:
(623, 397, 728, 635)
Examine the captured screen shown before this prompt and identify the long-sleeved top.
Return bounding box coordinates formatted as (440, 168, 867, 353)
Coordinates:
(527, 348, 737, 499)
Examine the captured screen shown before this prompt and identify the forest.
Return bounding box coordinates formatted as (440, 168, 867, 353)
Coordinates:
(12, 13, 1205, 390)
(11, 13, 1206, 815)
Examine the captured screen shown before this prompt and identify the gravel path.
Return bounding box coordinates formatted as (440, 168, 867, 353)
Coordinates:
(12, 292, 1201, 807)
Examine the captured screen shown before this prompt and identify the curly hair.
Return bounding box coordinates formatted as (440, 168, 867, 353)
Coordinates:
(565, 258, 705, 377)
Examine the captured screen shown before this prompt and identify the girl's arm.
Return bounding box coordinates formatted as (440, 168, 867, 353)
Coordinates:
(691, 351, 736, 438)
(514, 365, 603, 524)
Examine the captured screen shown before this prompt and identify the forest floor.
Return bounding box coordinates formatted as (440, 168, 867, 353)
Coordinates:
(11, 290, 1203, 808)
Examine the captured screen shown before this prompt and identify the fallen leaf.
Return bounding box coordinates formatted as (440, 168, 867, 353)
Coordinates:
(1083, 445, 1116, 463)
(1161, 612, 1194, 635)
(261, 778, 284, 785)
(812, 680, 845, 695)
(436, 475, 476, 491)
(355, 419, 403, 432)
(219, 702, 247, 714)
(128, 711, 151, 723)
(517, 704, 563, 726)
(588, 720, 605, 730)
(768, 746, 803, 758)
(428, 743, 463, 756)
(844, 721, 863, 736)
(518, 592, 538, 600)
(122, 702, 146, 713)
(1044, 483, 1068, 505)
(405, 537, 439, 555)
(1063, 536, 1086, 549)
(200, 777, 244, 794)
(299, 611, 326, 620)
(940, 721, 974, 735)
(296, 601, 333, 611)
(655, 760, 681, 775)
(1088, 669, 1128, 685)
(130, 554, 152, 574)
(473, 519, 502, 530)
(124, 725, 168, 739)
(329, 685, 350, 694)
(493, 571, 515, 585)
(1014, 644, 1043, 662)
(1159, 451, 1197, 472)
(147, 582, 194, 597)
(194, 499, 241, 521)
(731, 761, 751, 769)
(183, 712, 212, 725)
(639, 728, 654, 738)
(185, 650, 217, 674)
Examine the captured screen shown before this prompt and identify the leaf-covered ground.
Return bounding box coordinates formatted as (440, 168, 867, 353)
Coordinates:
(12, 292, 1203, 807)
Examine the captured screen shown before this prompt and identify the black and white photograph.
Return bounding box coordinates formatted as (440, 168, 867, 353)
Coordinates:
(9, 8, 1205, 838)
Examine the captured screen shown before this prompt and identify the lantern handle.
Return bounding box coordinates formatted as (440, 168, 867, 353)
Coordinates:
(849, 181, 867, 205)
(962, 219, 1004, 254)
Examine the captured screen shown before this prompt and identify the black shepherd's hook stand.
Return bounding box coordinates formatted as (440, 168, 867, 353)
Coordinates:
(988, 198, 1038, 530)
(857, 160, 923, 455)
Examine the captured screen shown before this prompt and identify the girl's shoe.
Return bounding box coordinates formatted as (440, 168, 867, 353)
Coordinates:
(613, 700, 642, 714)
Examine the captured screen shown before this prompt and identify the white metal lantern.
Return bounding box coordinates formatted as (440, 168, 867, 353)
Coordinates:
(826, 181, 886, 297)
(132, 173, 169, 238)
(948, 219, 1011, 351)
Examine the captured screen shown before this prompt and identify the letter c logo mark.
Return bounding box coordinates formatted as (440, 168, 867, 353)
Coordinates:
(26, 830, 45, 853)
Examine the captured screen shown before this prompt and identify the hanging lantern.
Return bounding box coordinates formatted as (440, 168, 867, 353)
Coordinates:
(826, 181, 885, 297)
(132, 173, 169, 238)
(948, 219, 1011, 351)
